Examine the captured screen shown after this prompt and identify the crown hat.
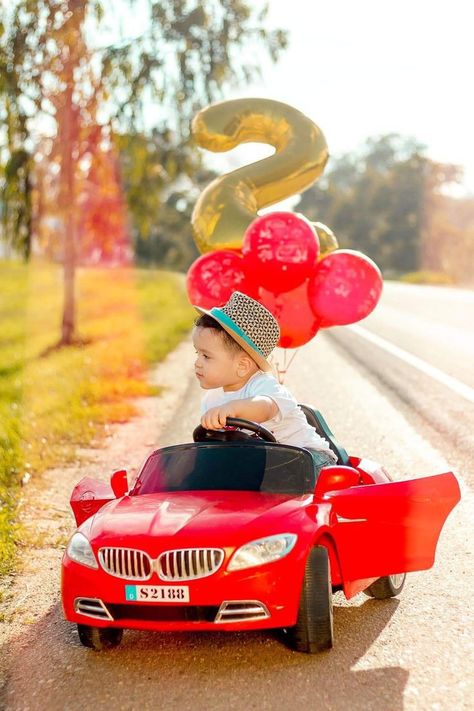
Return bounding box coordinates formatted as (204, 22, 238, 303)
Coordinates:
(194, 291, 280, 371)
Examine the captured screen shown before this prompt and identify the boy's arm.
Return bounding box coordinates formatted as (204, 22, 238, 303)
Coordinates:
(201, 397, 279, 430)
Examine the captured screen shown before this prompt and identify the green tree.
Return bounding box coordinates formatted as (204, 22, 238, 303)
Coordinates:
(0, 27, 32, 259)
(116, 128, 203, 269)
(297, 134, 433, 273)
(421, 160, 467, 280)
(133, 168, 218, 269)
(0, 0, 287, 344)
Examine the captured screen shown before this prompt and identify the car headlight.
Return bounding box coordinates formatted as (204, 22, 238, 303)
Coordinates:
(66, 532, 98, 569)
(228, 533, 297, 571)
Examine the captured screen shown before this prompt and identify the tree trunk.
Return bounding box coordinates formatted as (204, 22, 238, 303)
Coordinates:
(60, 69, 77, 345)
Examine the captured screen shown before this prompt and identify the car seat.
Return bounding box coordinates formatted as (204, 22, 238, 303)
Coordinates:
(298, 404, 350, 466)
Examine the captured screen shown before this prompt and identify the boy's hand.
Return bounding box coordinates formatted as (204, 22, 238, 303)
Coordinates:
(201, 403, 236, 430)
(201, 397, 278, 430)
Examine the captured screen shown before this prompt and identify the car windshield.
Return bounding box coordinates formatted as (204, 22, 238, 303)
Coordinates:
(131, 443, 315, 496)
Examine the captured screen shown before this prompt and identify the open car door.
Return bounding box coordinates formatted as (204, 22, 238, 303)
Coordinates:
(326, 472, 460, 596)
(70, 476, 115, 526)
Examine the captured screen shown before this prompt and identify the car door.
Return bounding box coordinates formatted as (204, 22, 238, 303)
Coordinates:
(326, 472, 460, 586)
(70, 476, 116, 525)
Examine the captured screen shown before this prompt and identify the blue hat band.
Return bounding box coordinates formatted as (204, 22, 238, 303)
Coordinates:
(210, 308, 265, 358)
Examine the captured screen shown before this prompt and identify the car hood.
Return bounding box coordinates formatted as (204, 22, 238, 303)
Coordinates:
(87, 491, 311, 549)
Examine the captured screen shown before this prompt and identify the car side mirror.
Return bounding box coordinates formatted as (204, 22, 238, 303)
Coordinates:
(314, 465, 361, 498)
(110, 469, 128, 498)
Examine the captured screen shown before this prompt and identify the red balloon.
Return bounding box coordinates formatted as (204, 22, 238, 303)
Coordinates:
(242, 212, 319, 294)
(308, 250, 383, 327)
(260, 281, 322, 349)
(186, 250, 256, 309)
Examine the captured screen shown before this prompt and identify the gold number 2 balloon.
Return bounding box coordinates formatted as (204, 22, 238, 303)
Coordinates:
(311, 221, 339, 257)
(191, 98, 329, 253)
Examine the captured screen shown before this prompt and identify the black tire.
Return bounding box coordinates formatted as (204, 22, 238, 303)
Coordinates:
(286, 545, 333, 653)
(77, 624, 123, 650)
(363, 573, 406, 599)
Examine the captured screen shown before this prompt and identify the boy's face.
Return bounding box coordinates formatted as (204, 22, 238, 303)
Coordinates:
(193, 326, 248, 391)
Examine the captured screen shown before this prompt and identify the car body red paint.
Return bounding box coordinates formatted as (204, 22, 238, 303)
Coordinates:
(61, 413, 460, 646)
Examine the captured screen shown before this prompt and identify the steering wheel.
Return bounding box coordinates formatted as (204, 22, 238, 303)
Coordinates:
(193, 417, 277, 443)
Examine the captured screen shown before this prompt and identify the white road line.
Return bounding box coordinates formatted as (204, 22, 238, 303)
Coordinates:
(347, 324, 474, 404)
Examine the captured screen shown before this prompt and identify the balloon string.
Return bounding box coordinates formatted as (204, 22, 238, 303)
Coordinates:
(272, 348, 300, 384)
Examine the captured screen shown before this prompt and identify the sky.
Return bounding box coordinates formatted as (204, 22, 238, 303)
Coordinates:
(206, 0, 474, 197)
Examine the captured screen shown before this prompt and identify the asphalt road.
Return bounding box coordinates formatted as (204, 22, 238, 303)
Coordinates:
(2, 282, 473, 711)
(327, 282, 474, 471)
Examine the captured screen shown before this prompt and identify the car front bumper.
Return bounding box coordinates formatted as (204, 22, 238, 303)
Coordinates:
(61, 553, 305, 631)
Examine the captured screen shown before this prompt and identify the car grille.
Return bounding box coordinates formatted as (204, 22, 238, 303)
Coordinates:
(215, 601, 270, 623)
(74, 599, 270, 624)
(107, 603, 219, 623)
(98, 547, 224, 581)
(99, 547, 152, 581)
(158, 548, 224, 581)
(74, 597, 113, 621)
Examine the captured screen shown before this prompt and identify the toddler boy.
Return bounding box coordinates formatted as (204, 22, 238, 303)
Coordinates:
(193, 291, 337, 473)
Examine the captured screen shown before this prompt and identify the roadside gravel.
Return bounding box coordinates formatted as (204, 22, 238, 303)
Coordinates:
(0, 335, 197, 695)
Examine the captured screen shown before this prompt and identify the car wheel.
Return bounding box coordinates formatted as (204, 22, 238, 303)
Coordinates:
(286, 545, 333, 653)
(363, 573, 406, 599)
(77, 624, 123, 650)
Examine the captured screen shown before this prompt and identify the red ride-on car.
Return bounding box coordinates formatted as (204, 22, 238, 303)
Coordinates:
(61, 406, 460, 653)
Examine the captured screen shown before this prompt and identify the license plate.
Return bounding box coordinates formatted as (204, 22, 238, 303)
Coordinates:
(125, 584, 190, 603)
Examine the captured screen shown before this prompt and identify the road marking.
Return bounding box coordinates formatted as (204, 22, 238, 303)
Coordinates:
(347, 324, 474, 404)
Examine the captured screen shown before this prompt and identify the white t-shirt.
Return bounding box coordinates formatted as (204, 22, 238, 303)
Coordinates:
(200, 371, 336, 458)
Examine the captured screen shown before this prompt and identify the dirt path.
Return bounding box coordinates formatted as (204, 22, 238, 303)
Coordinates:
(0, 336, 196, 697)
(1, 331, 472, 711)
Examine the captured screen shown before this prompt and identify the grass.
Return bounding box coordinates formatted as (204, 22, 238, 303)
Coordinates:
(0, 260, 195, 575)
(399, 270, 454, 285)
(0, 262, 27, 574)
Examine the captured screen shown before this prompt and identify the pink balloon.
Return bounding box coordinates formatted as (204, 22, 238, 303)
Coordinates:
(242, 212, 319, 294)
(260, 281, 322, 349)
(308, 250, 383, 326)
(186, 250, 256, 309)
